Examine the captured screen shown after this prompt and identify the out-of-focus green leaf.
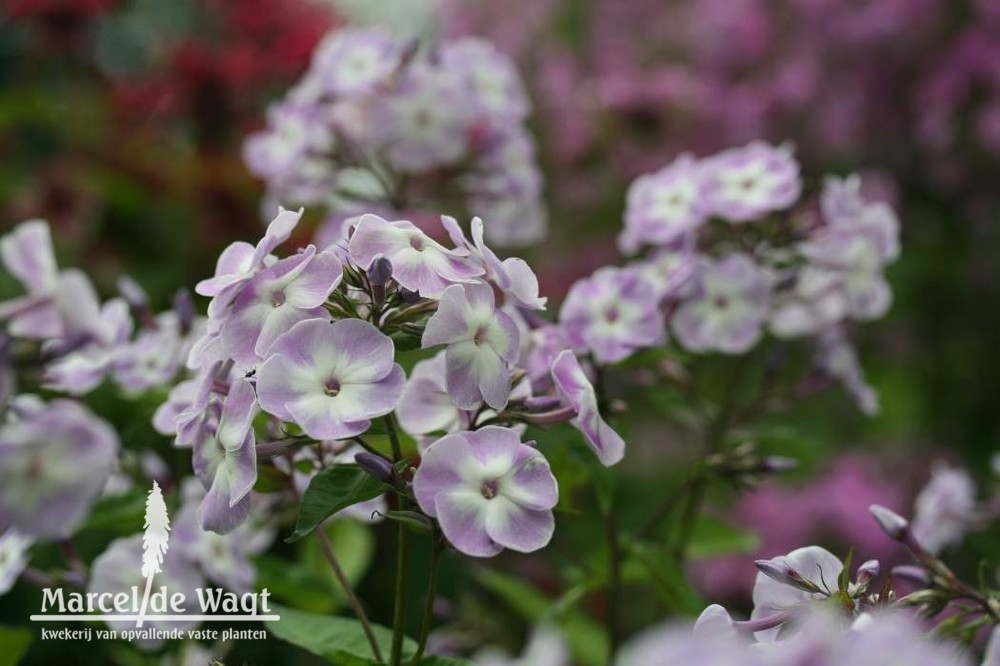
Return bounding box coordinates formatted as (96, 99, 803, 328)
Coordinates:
(0, 626, 32, 666)
(686, 515, 761, 559)
(266, 603, 413, 663)
(301, 520, 375, 605)
(473, 568, 608, 666)
(80, 491, 147, 532)
(286, 464, 385, 543)
(626, 542, 705, 615)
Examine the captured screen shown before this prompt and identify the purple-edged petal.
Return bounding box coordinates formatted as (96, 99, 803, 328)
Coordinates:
(435, 491, 502, 558)
(551, 350, 626, 466)
(483, 497, 555, 553)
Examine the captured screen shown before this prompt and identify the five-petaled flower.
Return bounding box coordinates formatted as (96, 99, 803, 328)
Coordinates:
(257, 318, 405, 440)
(413, 426, 558, 557)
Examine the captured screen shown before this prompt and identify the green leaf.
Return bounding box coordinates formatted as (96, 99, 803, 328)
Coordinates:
(254, 465, 289, 493)
(473, 569, 607, 666)
(686, 516, 761, 559)
(382, 510, 432, 532)
(301, 521, 376, 606)
(266, 603, 413, 663)
(626, 542, 705, 615)
(390, 331, 422, 351)
(0, 626, 32, 666)
(80, 490, 147, 532)
(286, 465, 386, 543)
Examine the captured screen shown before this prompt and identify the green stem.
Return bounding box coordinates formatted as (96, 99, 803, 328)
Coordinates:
(410, 533, 443, 665)
(671, 473, 708, 563)
(315, 528, 384, 663)
(604, 508, 622, 661)
(384, 414, 410, 666)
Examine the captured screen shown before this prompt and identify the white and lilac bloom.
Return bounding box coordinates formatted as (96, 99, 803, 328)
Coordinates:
(441, 38, 531, 126)
(376, 63, 473, 172)
(257, 318, 405, 440)
(550, 350, 626, 467)
(820, 175, 900, 263)
(814, 328, 880, 415)
(193, 379, 258, 534)
(702, 141, 802, 222)
(172, 496, 262, 593)
(89, 535, 204, 643)
(44, 297, 133, 394)
(348, 214, 483, 298)
(440, 215, 547, 310)
(310, 28, 400, 96)
(243, 102, 335, 182)
(221, 247, 342, 364)
(798, 228, 893, 322)
(0, 529, 33, 595)
(0, 400, 118, 539)
(559, 266, 666, 364)
(113, 311, 204, 393)
(412, 427, 558, 557)
(0, 219, 62, 339)
(631, 244, 697, 303)
(422, 283, 520, 410)
(620, 154, 708, 253)
(751, 546, 844, 641)
(521, 324, 568, 391)
(672, 254, 772, 354)
(195, 207, 303, 312)
(396, 351, 465, 438)
(911, 464, 977, 554)
(473, 625, 569, 666)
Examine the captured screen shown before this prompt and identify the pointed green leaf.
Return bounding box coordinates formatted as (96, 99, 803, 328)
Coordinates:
(286, 465, 385, 543)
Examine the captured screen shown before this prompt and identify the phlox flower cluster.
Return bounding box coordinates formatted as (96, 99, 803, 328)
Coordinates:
(559, 142, 899, 414)
(244, 28, 546, 247)
(153, 208, 624, 559)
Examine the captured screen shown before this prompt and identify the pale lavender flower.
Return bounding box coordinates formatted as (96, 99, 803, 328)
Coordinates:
(702, 142, 801, 222)
(375, 62, 474, 172)
(441, 38, 531, 126)
(413, 426, 558, 557)
(396, 351, 466, 438)
(422, 283, 521, 410)
(89, 535, 204, 642)
(798, 229, 892, 322)
(620, 154, 708, 253)
(616, 620, 760, 666)
(911, 463, 977, 554)
(195, 207, 303, 312)
(672, 253, 772, 354)
(221, 247, 343, 364)
(550, 350, 626, 466)
(559, 266, 666, 364)
(473, 625, 569, 666)
(172, 481, 274, 593)
(243, 103, 335, 182)
(820, 175, 901, 263)
(113, 311, 204, 393)
(257, 318, 405, 440)
(309, 28, 400, 96)
(348, 214, 483, 298)
(814, 327, 879, 415)
(44, 297, 133, 394)
(631, 244, 697, 303)
(193, 379, 258, 534)
(0, 219, 61, 339)
(751, 546, 843, 641)
(0, 399, 118, 538)
(440, 215, 547, 310)
(0, 529, 33, 595)
(521, 323, 568, 391)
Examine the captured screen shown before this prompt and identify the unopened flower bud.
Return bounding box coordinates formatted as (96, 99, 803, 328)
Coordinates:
(117, 275, 148, 310)
(760, 456, 798, 474)
(366, 254, 393, 287)
(856, 559, 880, 586)
(399, 287, 421, 304)
(355, 452, 394, 482)
(755, 558, 822, 594)
(870, 505, 909, 540)
(173, 289, 196, 334)
(891, 565, 931, 588)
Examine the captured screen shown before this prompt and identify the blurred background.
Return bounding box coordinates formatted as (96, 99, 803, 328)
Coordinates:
(1, 0, 999, 662)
